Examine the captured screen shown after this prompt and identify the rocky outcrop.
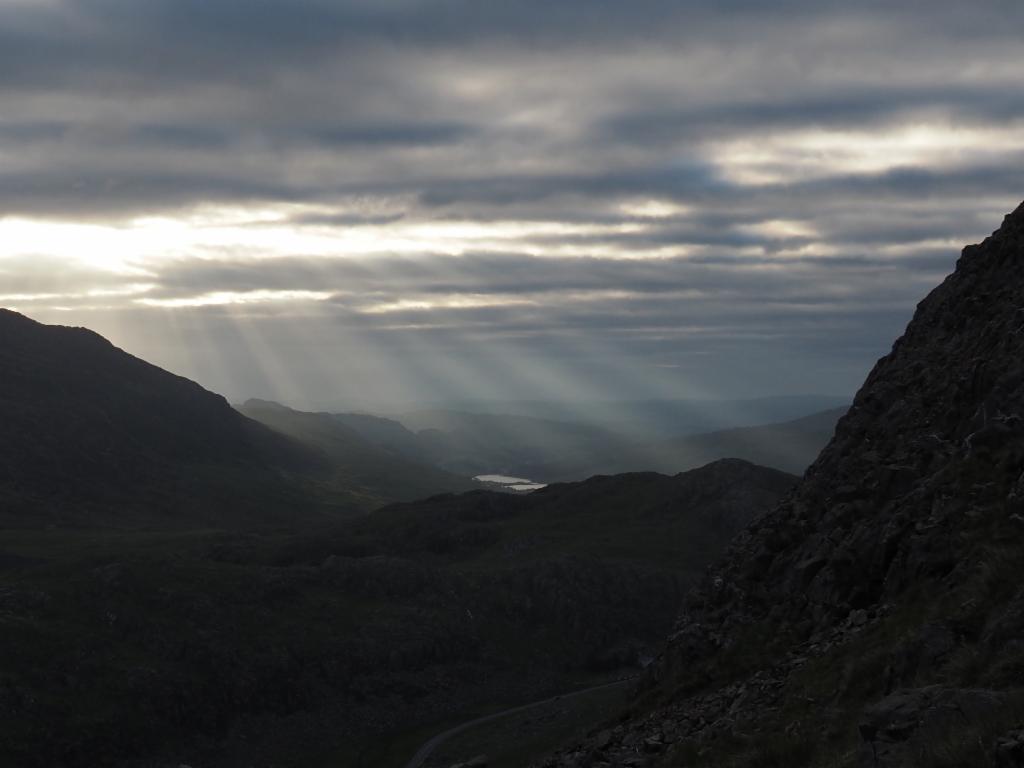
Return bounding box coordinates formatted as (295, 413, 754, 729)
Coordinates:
(537, 201, 1024, 766)
(859, 686, 1010, 767)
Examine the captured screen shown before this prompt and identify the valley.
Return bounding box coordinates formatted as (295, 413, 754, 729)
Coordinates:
(0, 318, 798, 766)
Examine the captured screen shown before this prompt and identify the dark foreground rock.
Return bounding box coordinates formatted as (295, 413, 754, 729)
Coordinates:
(536, 202, 1024, 767)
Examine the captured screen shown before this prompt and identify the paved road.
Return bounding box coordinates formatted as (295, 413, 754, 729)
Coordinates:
(402, 677, 634, 768)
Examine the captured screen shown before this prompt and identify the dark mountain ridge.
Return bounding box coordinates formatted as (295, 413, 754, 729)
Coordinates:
(0, 310, 312, 527)
(537, 203, 1024, 766)
(0, 311, 468, 528)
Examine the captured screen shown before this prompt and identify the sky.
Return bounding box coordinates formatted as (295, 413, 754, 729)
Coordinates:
(1, 0, 1023, 409)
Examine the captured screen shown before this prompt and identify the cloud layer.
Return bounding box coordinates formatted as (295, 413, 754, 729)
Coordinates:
(1, 0, 1022, 406)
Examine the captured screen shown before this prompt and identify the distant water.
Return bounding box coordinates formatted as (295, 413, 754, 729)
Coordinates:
(474, 474, 547, 492)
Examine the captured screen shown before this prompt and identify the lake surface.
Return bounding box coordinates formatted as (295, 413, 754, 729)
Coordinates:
(474, 474, 547, 492)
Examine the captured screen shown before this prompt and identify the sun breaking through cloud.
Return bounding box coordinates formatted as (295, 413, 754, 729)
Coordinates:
(1, 0, 1022, 406)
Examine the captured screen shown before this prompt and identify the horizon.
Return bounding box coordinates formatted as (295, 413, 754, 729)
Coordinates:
(2, 2, 1023, 405)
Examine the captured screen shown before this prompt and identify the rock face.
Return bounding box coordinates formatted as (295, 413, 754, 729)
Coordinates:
(537, 202, 1024, 767)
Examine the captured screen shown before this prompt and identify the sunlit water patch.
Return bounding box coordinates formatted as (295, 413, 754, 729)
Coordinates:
(474, 474, 547, 492)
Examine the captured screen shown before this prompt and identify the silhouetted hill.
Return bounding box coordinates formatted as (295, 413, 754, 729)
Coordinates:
(652, 406, 845, 475)
(0, 459, 795, 767)
(0, 312, 468, 528)
(537, 204, 1024, 766)
(332, 411, 433, 461)
(364, 458, 796, 574)
(237, 400, 477, 504)
(0, 310, 324, 527)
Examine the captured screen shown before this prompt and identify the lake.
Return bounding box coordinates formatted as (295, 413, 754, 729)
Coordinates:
(474, 474, 547, 492)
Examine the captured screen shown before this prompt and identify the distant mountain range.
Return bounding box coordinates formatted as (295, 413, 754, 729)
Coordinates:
(317, 404, 846, 482)
(236, 399, 476, 503)
(554, 406, 847, 479)
(314, 394, 852, 440)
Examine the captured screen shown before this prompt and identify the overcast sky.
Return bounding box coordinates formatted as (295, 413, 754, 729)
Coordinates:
(1, 0, 1022, 408)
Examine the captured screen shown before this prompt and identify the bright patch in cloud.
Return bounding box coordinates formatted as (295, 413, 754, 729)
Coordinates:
(135, 289, 335, 308)
(709, 123, 1024, 184)
(738, 219, 818, 239)
(619, 199, 692, 218)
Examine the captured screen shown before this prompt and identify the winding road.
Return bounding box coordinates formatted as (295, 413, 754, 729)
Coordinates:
(402, 677, 635, 768)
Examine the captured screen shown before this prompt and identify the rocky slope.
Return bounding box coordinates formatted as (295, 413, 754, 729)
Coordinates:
(538, 202, 1024, 767)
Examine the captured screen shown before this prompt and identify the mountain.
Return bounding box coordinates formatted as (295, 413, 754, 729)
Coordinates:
(237, 399, 478, 504)
(0, 459, 796, 767)
(328, 405, 847, 483)
(0, 310, 318, 527)
(364, 458, 797, 576)
(534, 206, 1024, 766)
(504, 395, 852, 441)
(648, 406, 845, 476)
(388, 409, 632, 480)
(0, 311, 468, 528)
(331, 395, 852, 440)
(331, 411, 433, 461)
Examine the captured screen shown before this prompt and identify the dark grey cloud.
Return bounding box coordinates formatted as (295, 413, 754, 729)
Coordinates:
(2, 0, 1023, 404)
(596, 86, 1024, 147)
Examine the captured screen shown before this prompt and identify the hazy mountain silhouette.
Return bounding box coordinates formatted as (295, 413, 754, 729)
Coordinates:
(446, 394, 852, 440)
(237, 399, 478, 504)
(389, 408, 628, 480)
(553, 406, 847, 479)
(329, 405, 844, 482)
(317, 395, 851, 439)
(535, 205, 1024, 766)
